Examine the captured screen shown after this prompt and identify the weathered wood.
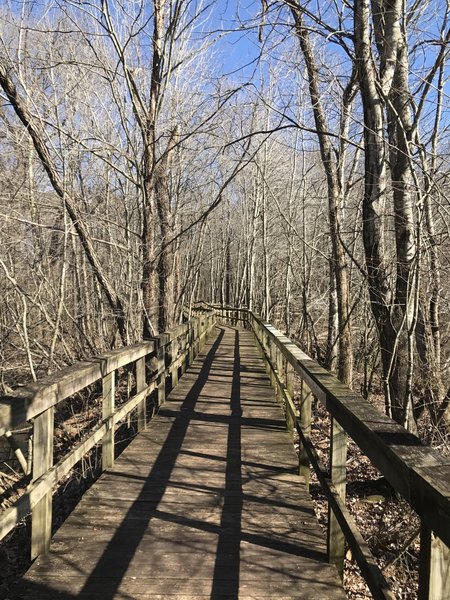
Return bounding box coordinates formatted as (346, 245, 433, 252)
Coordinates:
(242, 311, 450, 551)
(297, 422, 395, 600)
(102, 371, 115, 470)
(186, 304, 450, 596)
(31, 408, 54, 558)
(5, 302, 450, 599)
(327, 416, 347, 578)
(0, 316, 217, 553)
(286, 361, 294, 400)
(419, 522, 432, 600)
(429, 532, 450, 600)
(0, 423, 107, 542)
(157, 344, 166, 407)
(170, 337, 179, 388)
(298, 380, 312, 490)
(0, 341, 155, 435)
(418, 525, 450, 600)
(251, 324, 298, 435)
(276, 348, 283, 406)
(13, 326, 345, 600)
(188, 323, 194, 367)
(180, 327, 188, 375)
(136, 357, 146, 432)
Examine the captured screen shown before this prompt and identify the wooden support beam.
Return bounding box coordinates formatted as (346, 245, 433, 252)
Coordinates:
(102, 371, 115, 470)
(298, 380, 312, 489)
(136, 357, 146, 432)
(286, 362, 295, 429)
(31, 407, 54, 559)
(171, 337, 179, 389)
(157, 344, 166, 407)
(0, 341, 155, 435)
(419, 524, 450, 600)
(276, 348, 283, 406)
(327, 416, 348, 578)
(188, 324, 194, 367)
(430, 533, 450, 599)
(181, 328, 188, 375)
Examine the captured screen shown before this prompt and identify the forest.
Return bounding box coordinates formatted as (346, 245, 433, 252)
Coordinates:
(0, 0, 449, 597)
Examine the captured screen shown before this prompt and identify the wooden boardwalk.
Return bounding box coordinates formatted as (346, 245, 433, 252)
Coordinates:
(12, 326, 345, 599)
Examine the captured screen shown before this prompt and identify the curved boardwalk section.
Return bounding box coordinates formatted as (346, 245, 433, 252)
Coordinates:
(12, 326, 345, 599)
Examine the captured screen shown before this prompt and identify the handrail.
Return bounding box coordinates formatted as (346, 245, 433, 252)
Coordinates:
(204, 302, 450, 600)
(0, 310, 216, 559)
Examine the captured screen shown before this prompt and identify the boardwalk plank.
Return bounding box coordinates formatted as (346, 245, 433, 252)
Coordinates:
(11, 326, 346, 600)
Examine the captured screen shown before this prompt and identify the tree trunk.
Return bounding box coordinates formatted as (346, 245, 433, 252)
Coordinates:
(354, 0, 419, 430)
(288, 1, 353, 385)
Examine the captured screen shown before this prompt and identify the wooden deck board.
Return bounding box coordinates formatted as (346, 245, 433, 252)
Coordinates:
(11, 326, 346, 599)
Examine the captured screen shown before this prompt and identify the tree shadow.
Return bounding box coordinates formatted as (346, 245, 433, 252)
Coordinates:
(210, 329, 242, 599)
(11, 329, 225, 600)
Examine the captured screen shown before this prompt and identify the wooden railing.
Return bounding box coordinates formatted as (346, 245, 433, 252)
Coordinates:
(0, 310, 216, 559)
(3, 301, 449, 599)
(203, 303, 450, 600)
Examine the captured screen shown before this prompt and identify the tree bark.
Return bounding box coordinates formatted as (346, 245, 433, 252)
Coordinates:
(354, 0, 418, 430)
(287, 1, 353, 385)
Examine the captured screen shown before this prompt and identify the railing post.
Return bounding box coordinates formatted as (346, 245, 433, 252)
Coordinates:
(264, 330, 269, 372)
(181, 327, 188, 375)
(193, 319, 199, 357)
(102, 370, 115, 470)
(327, 415, 348, 578)
(136, 357, 146, 431)
(31, 407, 54, 559)
(419, 524, 450, 600)
(157, 342, 166, 407)
(207, 313, 213, 338)
(171, 336, 179, 389)
(286, 361, 294, 400)
(199, 317, 205, 351)
(285, 358, 295, 435)
(276, 347, 283, 406)
(195, 319, 199, 357)
(268, 339, 273, 385)
(298, 380, 312, 489)
(257, 319, 263, 350)
(268, 336, 273, 375)
(188, 322, 195, 366)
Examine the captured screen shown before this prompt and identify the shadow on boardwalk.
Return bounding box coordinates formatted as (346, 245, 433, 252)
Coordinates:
(10, 326, 345, 600)
(79, 329, 225, 600)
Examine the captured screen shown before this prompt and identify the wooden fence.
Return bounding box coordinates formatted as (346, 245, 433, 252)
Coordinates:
(0, 311, 215, 560)
(2, 302, 449, 600)
(204, 303, 450, 600)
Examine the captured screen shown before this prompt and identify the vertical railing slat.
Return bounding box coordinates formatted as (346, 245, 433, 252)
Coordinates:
(286, 359, 295, 436)
(327, 415, 348, 578)
(420, 524, 450, 600)
(276, 348, 283, 407)
(171, 336, 179, 389)
(298, 380, 312, 490)
(157, 343, 166, 407)
(102, 370, 115, 471)
(31, 407, 54, 558)
(136, 356, 146, 431)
